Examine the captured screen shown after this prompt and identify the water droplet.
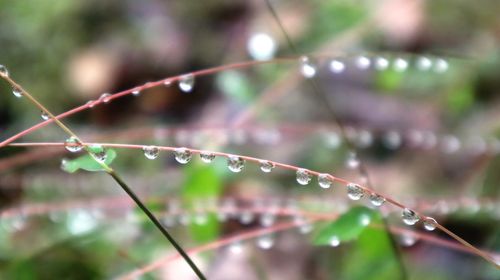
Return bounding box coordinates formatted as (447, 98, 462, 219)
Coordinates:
(200, 151, 216, 163)
(323, 131, 342, 149)
(423, 217, 437, 231)
(143, 146, 160, 160)
(375, 57, 389, 70)
(393, 58, 408, 72)
(174, 147, 192, 164)
(360, 214, 371, 226)
(356, 129, 373, 148)
(12, 87, 23, 98)
(417, 56, 432, 71)
(178, 214, 191, 226)
(300, 56, 316, 78)
(369, 193, 385, 207)
(259, 160, 275, 173)
(441, 135, 461, 154)
(229, 241, 243, 254)
(41, 111, 50, 120)
(400, 233, 418, 247)
(179, 74, 195, 92)
(318, 174, 332, 189)
(356, 56, 371, 70)
(247, 32, 277, 61)
(346, 183, 364, 200)
(346, 152, 360, 169)
(329, 60, 345, 73)
(99, 93, 111, 103)
(132, 89, 140, 96)
(296, 169, 312, 185)
(64, 136, 83, 153)
(0, 65, 9, 76)
(256, 234, 275, 250)
(90, 144, 107, 163)
(227, 156, 245, 172)
(163, 80, 172, 86)
(259, 213, 275, 227)
(383, 130, 402, 150)
(86, 100, 95, 108)
(401, 208, 420, 225)
(239, 211, 254, 224)
(329, 236, 340, 247)
(434, 58, 448, 73)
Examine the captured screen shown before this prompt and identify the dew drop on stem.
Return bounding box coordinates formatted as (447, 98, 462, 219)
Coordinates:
(174, 147, 192, 164)
(41, 111, 50, 120)
(329, 59, 345, 74)
(200, 151, 216, 163)
(99, 93, 111, 103)
(12, 87, 23, 98)
(296, 169, 312, 185)
(256, 234, 275, 250)
(300, 56, 316, 78)
(132, 89, 140, 96)
(259, 160, 275, 173)
(402, 208, 420, 225)
(178, 74, 195, 93)
(0, 64, 9, 76)
(318, 174, 332, 189)
(64, 136, 83, 153)
(346, 183, 364, 200)
(227, 156, 244, 173)
(90, 144, 107, 163)
(143, 146, 160, 160)
(423, 217, 437, 231)
(369, 193, 385, 207)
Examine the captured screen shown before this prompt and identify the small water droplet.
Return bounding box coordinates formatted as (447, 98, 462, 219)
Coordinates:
(356, 129, 373, 148)
(383, 130, 402, 150)
(300, 56, 316, 78)
(179, 74, 195, 92)
(132, 89, 140, 96)
(99, 93, 111, 103)
(256, 234, 275, 250)
(0, 65, 9, 76)
(143, 146, 160, 160)
(90, 144, 107, 163)
(393, 58, 408, 72)
(194, 213, 208, 225)
(346, 152, 360, 169)
(401, 208, 420, 225)
(227, 156, 245, 172)
(329, 236, 340, 247)
(296, 169, 312, 185)
(400, 233, 418, 247)
(86, 100, 95, 108)
(375, 57, 389, 70)
(12, 87, 23, 98)
(441, 135, 461, 154)
(41, 111, 50, 120)
(318, 173, 332, 189)
(259, 213, 275, 227)
(178, 214, 191, 226)
(346, 183, 364, 200)
(369, 193, 386, 207)
(64, 136, 83, 153)
(174, 147, 192, 164)
(356, 56, 371, 70)
(434, 58, 448, 73)
(323, 131, 342, 149)
(229, 241, 243, 254)
(259, 160, 275, 173)
(417, 56, 432, 71)
(423, 217, 437, 231)
(239, 211, 254, 224)
(200, 151, 216, 163)
(360, 214, 371, 226)
(329, 59, 345, 73)
(247, 32, 277, 61)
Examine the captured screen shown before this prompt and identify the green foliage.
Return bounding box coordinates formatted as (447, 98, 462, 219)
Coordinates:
(61, 149, 116, 173)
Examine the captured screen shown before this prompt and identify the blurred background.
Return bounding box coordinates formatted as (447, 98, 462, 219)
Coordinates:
(0, 0, 499, 279)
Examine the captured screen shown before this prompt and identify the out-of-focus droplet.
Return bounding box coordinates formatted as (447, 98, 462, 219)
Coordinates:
(99, 93, 111, 103)
(383, 130, 402, 150)
(247, 32, 277, 61)
(346, 152, 360, 169)
(329, 235, 340, 247)
(434, 58, 449, 73)
(300, 56, 316, 78)
(132, 89, 140, 96)
(393, 58, 408, 72)
(375, 57, 389, 70)
(256, 234, 275, 250)
(329, 60, 345, 73)
(356, 56, 371, 70)
(179, 74, 195, 93)
(417, 56, 432, 71)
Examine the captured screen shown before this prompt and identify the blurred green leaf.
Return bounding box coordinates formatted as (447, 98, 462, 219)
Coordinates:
(182, 162, 223, 243)
(61, 149, 116, 173)
(447, 84, 474, 114)
(216, 70, 254, 104)
(376, 69, 404, 93)
(313, 206, 374, 245)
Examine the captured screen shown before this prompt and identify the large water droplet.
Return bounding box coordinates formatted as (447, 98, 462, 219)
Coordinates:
(0, 65, 9, 76)
(329, 235, 340, 247)
(318, 173, 332, 189)
(200, 151, 216, 163)
(174, 147, 192, 164)
(12, 87, 23, 98)
(247, 32, 277, 61)
(300, 56, 316, 78)
(64, 136, 83, 153)
(143, 146, 160, 160)
(256, 234, 275, 250)
(132, 89, 140, 96)
(329, 59, 345, 73)
(99, 93, 111, 103)
(179, 74, 195, 92)
(423, 217, 437, 231)
(346, 183, 364, 200)
(227, 156, 245, 172)
(296, 169, 312, 185)
(91, 145, 107, 163)
(356, 56, 371, 70)
(259, 160, 275, 173)
(41, 111, 50, 120)
(369, 193, 385, 207)
(401, 208, 420, 225)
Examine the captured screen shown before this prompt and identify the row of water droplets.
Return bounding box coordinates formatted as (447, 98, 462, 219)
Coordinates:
(299, 54, 449, 79)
